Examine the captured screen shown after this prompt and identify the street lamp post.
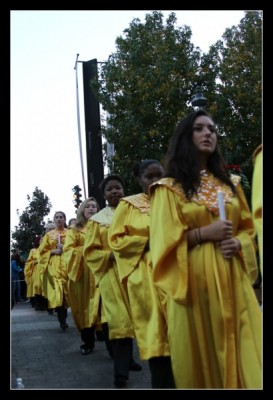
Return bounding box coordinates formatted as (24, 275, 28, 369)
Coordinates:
(191, 87, 208, 110)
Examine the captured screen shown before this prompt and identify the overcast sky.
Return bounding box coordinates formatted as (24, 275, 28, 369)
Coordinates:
(11, 10, 246, 231)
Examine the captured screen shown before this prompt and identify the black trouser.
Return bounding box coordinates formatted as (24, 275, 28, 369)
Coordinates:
(148, 356, 176, 388)
(111, 337, 132, 380)
(101, 323, 134, 379)
(80, 326, 95, 349)
(101, 322, 113, 357)
(34, 294, 48, 311)
(56, 305, 67, 325)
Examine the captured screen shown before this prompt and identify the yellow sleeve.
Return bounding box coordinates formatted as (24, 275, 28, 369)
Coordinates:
(24, 249, 35, 283)
(63, 228, 84, 282)
(150, 184, 189, 304)
(83, 220, 111, 286)
(108, 199, 148, 282)
(235, 183, 259, 284)
(251, 146, 262, 276)
(38, 234, 52, 273)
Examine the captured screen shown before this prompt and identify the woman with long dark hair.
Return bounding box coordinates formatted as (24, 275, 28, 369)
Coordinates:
(149, 110, 262, 388)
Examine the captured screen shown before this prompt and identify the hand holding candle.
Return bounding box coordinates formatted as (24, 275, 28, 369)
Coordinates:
(217, 191, 226, 221)
(58, 234, 61, 246)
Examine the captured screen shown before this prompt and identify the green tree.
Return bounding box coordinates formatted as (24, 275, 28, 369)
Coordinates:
(92, 11, 202, 193)
(11, 187, 52, 255)
(91, 10, 262, 201)
(201, 11, 262, 201)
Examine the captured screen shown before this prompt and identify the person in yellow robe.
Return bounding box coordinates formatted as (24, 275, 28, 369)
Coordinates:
(24, 236, 41, 307)
(83, 175, 141, 389)
(108, 160, 175, 388)
(39, 212, 69, 330)
(252, 144, 262, 276)
(63, 197, 103, 355)
(39, 223, 56, 314)
(24, 235, 47, 310)
(149, 110, 262, 389)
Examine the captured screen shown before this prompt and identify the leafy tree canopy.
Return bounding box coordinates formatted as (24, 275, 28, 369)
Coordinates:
(91, 11, 262, 205)
(91, 11, 261, 201)
(92, 11, 202, 193)
(11, 187, 52, 256)
(203, 10, 262, 201)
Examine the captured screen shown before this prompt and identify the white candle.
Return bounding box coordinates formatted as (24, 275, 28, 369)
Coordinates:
(217, 191, 226, 221)
(58, 234, 61, 246)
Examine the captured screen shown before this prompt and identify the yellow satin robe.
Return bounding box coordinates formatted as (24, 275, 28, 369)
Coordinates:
(149, 174, 262, 389)
(252, 144, 262, 276)
(108, 193, 170, 360)
(63, 226, 101, 331)
(83, 207, 135, 340)
(24, 248, 39, 298)
(39, 228, 69, 309)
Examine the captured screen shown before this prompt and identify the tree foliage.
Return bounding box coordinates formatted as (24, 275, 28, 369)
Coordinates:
(11, 187, 52, 256)
(202, 11, 262, 201)
(92, 11, 202, 193)
(91, 11, 262, 201)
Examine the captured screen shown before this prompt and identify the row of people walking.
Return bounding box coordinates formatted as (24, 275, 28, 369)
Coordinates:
(22, 109, 261, 389)
(24, 201, 143, 388)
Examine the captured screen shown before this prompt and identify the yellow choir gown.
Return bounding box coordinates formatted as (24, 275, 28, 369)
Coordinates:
(63, 226, 101, 331)
(83, 207, 135, 339)
(24, 248, 39, 298)
(108, 193, 170, 360)
(252, 144, 262, 276)
(149, 173, 262, 389)
(39, 228, 69, 309)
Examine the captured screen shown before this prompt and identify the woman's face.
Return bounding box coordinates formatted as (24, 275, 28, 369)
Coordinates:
(139, 163, 164, 194)
(104, 180, 124, 207)
(68, 219, 77, 227)
(192, 115, 217, 156)
(84, 200, 98, 219)
(54, 212, 66, 229)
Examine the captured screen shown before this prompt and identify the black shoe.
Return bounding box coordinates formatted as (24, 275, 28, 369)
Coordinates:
(80, 344, 94, 355)
(114, 376, 127, 388)
(60, 323, 68, 331)
(95, 330, 105, 341)
(129, 360, 142, 371)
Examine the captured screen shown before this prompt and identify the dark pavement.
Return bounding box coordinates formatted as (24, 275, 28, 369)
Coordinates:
(11, 302, 152, 390)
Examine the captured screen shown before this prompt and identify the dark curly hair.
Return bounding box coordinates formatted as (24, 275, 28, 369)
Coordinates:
(99, 175, 124, 194)
(132, 159, 162, 179)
